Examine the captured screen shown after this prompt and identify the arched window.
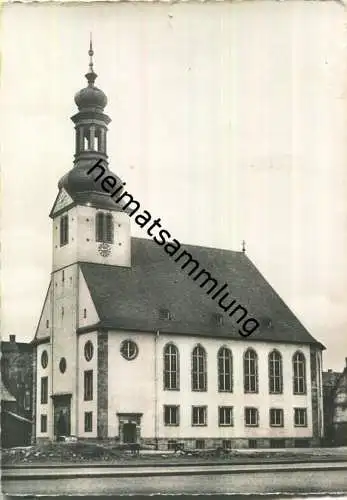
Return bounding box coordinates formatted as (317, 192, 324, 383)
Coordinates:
(269, 350, 283, 394)
(218, 347, 233, 392)
(192, 344, 207, 391)
(163, 343, 179, 390)
(95, 128, 102, 152)
(244, 348, 258, 393)
(96, 212, 114, 244)
(83, 130, 91, 151)
(293, 351, 306, 394)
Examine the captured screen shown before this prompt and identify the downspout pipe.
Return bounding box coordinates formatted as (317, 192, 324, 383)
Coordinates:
(154, 330, 160, 450)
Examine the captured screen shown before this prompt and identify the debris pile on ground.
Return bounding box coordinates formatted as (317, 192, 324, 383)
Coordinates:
(1, 442, 124, 465)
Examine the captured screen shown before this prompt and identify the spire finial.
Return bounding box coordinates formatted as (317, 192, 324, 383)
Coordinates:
(88, 33, 94, 73)
(85, 33, 97, 86)
(242, 240, 246, 253)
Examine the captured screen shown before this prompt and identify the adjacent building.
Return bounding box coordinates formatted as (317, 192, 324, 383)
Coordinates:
(323, 360, 347, 446)
(32, 44, 325, 449)
(1, 335, 33, 447)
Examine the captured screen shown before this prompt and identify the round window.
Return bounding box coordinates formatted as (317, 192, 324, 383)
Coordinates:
(84, 341, 94, 362)
(41, 350, 48, 369)
(59, 357, 67, 373)
(120, 340, 138, 360)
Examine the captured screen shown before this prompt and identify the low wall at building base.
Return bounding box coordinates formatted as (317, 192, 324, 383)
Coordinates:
(33, 435, 321, 450)
(141, 437, 320, 451)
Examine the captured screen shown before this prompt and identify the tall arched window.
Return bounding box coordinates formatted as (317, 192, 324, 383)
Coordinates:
(244, 348, 258, 393)
(163, 343, 179, 390)
(268, 350, 283, 394)
(218, 347, 233, 392)
(192, 344, 207, 391)
(96, 212, 114, 244)
(293, 351, 306, 394)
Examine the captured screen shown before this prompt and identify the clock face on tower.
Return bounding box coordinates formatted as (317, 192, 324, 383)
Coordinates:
(98, 242, 112, 257)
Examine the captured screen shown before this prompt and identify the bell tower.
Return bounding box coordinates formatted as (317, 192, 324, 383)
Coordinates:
(71, 38, 110, 169)
(50, 39, 131, 271)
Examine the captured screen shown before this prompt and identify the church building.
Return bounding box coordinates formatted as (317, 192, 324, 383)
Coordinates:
(33, 43, 325, 449)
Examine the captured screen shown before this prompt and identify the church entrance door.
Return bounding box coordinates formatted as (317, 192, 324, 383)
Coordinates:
(117, 413, 143, 444)
(52, 394, 72, 441)
(123, 423, 137, 444)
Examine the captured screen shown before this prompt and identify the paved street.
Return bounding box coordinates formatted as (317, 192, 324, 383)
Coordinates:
(3, 461, 347, 495)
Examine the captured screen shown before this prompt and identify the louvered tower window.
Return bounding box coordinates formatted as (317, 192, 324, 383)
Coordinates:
(96, 212, 114, 243)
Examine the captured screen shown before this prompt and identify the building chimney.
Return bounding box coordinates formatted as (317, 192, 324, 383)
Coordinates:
(328, 369, 332, 373)
(9, 334, 16, 343)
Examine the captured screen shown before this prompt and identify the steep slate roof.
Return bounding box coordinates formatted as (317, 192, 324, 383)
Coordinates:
(1, 341, 33, 353)
(80, 237, 323, 347)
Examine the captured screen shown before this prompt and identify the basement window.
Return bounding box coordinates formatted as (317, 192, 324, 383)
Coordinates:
(84, 412, 93, 432)
(167, 440, 178, 451)
(40, 415, 47, 433)
(159, 309, 171, 320)
(213, 313, 223, 326)
(195, 439, 205, 449)
(222, 439, 232, 450)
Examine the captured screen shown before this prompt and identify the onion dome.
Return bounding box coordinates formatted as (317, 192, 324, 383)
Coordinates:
(74, 85, 107, 111)
(58, 164, 125, 212)
(58, 164, 122, 196)
(74, 39, 107, 111)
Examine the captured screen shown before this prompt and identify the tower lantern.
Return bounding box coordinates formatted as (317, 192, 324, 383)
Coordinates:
(71, 37, 111, 169)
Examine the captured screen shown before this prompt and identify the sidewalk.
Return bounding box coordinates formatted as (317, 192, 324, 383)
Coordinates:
(3, 461, 347, 481)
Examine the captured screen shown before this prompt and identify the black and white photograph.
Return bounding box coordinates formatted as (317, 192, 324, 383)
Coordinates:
(1, 0, 347, 498)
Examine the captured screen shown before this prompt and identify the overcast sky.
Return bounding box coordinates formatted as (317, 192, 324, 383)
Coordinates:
(1, 1, 346, 370)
